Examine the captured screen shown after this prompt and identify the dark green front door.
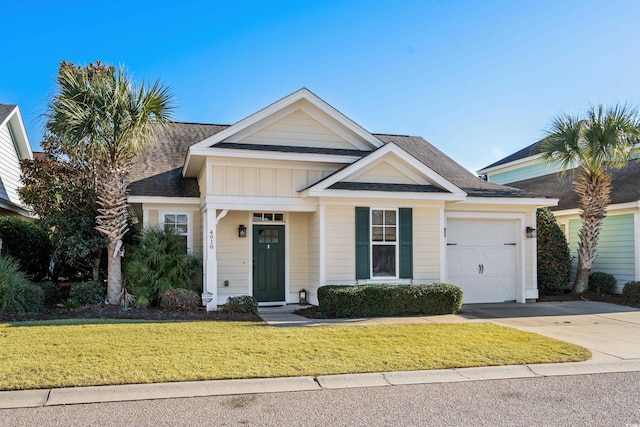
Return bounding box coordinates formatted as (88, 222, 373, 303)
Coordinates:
(253, 225, 285, 302)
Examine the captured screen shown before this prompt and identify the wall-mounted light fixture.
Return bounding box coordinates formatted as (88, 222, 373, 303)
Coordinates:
(526, 226, 536, 238)
(238, 224, 247, 238)
(299, 288, 307, 305)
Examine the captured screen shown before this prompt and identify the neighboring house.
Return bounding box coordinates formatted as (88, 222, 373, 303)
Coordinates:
(478, 141, 640, 291)
(0, 104, 33, 218)
(129, 89, 554, 309)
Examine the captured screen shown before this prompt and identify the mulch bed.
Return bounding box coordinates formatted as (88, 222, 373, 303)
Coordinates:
(293, 291, 639, 320)
(538, 289, 640, 309)
(0, 304, 262, 323)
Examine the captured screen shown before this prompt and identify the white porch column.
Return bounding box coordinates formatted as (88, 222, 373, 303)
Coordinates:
(203, 204, 218, 311)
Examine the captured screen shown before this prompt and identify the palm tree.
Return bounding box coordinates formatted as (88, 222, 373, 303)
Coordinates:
(47, 61, 174, 304)
(541, 104, 640, 293)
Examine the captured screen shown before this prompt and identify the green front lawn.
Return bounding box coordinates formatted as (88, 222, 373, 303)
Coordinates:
(0, 321, 590, 390)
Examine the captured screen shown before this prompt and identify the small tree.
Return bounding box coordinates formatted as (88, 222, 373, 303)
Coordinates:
(536, 208, 571, 295)
(46, 61, 174, 303)
(0, 216, 51, 280)
(124, 227, 201, 305)
(541, 104, 640, 293)
(20, 129, 106, 280)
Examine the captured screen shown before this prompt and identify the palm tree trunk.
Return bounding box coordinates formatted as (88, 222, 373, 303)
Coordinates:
(572, 170, 611, 293)
(106, 241, 122, 304)
(95, 161, 130, 305)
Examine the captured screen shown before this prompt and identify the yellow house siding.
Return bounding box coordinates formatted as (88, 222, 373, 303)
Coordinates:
(239, 109, 356, 150)
(352, 161, 417, 185)
(307, 211, 320, 292)
(413, 207, 441, 282)
(216, 211, 250, 300)
(324, 205, 356, 283)
(208, 164, 341, 196)
(288, 212, 308, 294)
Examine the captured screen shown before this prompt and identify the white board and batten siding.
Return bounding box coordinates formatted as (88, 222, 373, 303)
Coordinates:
(0, 122, 24, 206)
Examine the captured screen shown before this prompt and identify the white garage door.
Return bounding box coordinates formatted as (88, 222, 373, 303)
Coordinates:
(447, 219, 518, 303)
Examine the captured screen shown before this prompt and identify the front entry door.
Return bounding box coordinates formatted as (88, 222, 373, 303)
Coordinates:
(253, 225, 285, 302)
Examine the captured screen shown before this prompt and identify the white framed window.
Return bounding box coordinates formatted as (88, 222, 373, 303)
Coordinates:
(252, 212, 285, 223)
(161, 212, 192, 253)
(371, 208, 398, 278)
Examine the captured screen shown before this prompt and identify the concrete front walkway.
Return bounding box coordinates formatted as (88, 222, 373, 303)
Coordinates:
(2, 301, 639, 410)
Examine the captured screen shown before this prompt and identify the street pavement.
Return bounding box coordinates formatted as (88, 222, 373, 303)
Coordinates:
(1, 301, 639, 410)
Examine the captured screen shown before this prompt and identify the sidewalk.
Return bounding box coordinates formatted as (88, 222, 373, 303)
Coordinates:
(2, 301, 639, 410)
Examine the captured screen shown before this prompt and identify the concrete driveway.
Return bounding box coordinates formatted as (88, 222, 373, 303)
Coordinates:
(459, 301, 640, 361)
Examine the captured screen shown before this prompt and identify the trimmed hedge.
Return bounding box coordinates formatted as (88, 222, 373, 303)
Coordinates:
(70, 281, 105, 305)
(588, 272, 617, 295)
(318, 283, 463, 318)
(622, 281, 640, 304)
(221, 295, 259, 315)
(0, 216, 51, 280)
(536, 208, 572, 295)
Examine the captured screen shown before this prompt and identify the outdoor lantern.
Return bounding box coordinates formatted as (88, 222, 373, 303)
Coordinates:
(299, 288, 307, 305)
(238, 224, 247, 238)
(526, 226, 536, 238)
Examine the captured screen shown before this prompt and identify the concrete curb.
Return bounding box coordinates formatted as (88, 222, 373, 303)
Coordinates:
(2, 359, 639, 410)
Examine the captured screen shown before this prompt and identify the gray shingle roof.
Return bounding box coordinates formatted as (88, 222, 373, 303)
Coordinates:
(328, 182, 448, 193)
(507, 158, 640, 210)
(129, 122, 228, 197)
(0, 104, 16, 124)
(129, 123, 547, 200)
(377, 135, 544, 198)
(481, 139, 543, 170)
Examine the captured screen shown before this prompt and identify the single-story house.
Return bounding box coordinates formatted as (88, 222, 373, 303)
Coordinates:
(478, 140, 640, 291)
(0, 104, 33, 219)
(129, 89, 554, 309)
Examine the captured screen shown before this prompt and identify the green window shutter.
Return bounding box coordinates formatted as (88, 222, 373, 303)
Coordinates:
(355, 207, 370, 279)
(399, 208, 413, 278)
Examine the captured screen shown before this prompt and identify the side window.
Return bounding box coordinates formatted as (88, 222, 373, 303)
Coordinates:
(371, 209, 397, 277)
(163, 213, 189, 252)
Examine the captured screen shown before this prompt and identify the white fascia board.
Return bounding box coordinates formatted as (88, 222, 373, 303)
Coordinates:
(303, 189, 466, 201)
(477, 153, 544, 175)
(456, 196, 558, 207)
(189, 146, 361, 164)
(0, 199, 32, 217)
(553, 200, 640, 216)
(7, 107, 33, 159)
(190, 88, 382, 150)
(304, 143, 466, 196)
(127, 196, 201, 205)
(202, 195, 318, 212)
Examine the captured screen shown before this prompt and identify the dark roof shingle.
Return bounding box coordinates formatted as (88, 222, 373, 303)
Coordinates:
(0, 104, 17, 124)
(481, 139, 543, 170)
(129, 123, 547, 200)
(129, 122, 228, 197)
(507, 158, 640, 210)
(376, 134, 544, 198)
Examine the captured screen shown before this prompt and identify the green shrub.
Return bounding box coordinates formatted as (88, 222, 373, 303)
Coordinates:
(622, 281, 640, 304)
(221, 296, 258, 314)
(160, 288, 200, 311)
(125, 227, 202, 305)
(70, 281, 105, 305)
(0, 255, 45, 313)
(318, 283, 463, 318)
(536, 208, 571, 295)
(588, 272, 617, 295)
(36, 280, 64, 306)
(0, 216, 51, 280)
(135, 296, 150, 308)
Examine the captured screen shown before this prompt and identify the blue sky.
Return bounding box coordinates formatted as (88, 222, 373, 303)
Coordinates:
(2, 0, 639, 173)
